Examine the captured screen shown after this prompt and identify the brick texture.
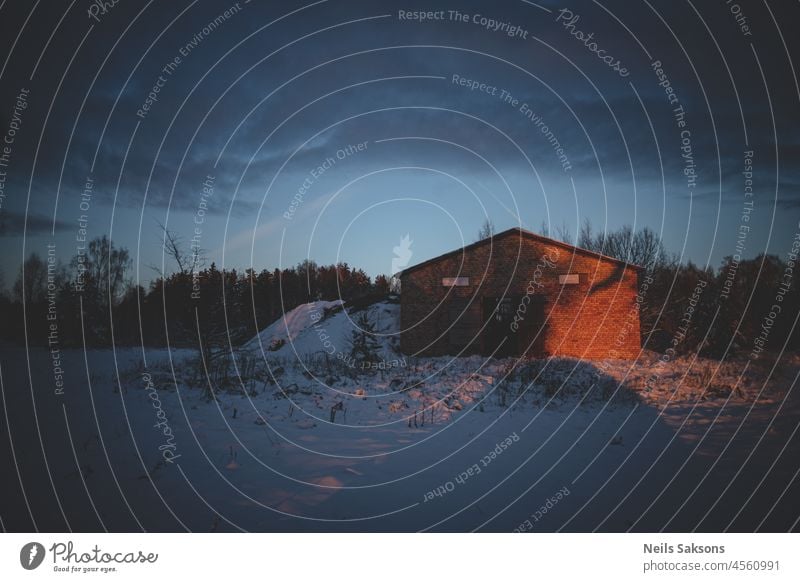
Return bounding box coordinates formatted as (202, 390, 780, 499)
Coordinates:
(400, 229, 641, 360)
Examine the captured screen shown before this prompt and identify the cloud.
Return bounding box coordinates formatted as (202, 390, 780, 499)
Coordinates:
(0, 211, 71, 237)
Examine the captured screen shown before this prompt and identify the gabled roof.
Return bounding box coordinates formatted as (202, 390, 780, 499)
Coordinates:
(398, 227, 644, 277)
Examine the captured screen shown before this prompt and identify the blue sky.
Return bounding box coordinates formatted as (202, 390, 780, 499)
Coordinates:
(1, 0, 798, 287)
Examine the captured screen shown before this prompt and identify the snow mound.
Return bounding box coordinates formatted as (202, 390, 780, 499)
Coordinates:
(243, 300, 343, 352)
(244, 299, 401, 359)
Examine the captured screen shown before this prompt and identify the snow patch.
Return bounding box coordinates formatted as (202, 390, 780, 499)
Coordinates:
(243, 300, 344, 352)
(244, 299, 401, 361)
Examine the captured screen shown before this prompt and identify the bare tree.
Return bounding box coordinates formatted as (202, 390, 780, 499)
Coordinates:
(554, 220, 574, 245)
(13, 253, 48, 305)
(578, 219, 668, 268)
(155, 221, 204, 276)
(81, 236, 131, 309)
(578, 218, 594, 250)
(538, 220, 573, 244)
(163, 227, 189, 276)
(476, 218, 495, 242)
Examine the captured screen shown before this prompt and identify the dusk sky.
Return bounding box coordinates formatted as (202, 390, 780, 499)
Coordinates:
(1, 0, 798, 285)
(4, 1, 800, 541)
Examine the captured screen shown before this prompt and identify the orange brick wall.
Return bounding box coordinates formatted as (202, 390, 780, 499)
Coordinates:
(400, 233, 641, 360)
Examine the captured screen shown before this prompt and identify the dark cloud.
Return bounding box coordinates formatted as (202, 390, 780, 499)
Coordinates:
(0, 0, 798, 274)
(0, 211, 70, 237)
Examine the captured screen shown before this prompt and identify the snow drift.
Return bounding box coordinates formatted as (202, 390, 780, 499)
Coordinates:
(243, 299, 401, 361)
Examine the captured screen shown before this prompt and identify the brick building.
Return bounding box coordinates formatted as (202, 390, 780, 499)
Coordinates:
(399, 227, 642, 359)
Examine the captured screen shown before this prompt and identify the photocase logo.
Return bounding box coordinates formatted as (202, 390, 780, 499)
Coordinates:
(87, 0, 121, 23)
(392, 234, 413, 274)
(19, 542, 45, 570)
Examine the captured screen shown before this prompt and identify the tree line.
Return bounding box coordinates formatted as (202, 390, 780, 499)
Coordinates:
(1, 222, 798, 360)
(567, 220, 800, 358)
(0, 235, 389, 353)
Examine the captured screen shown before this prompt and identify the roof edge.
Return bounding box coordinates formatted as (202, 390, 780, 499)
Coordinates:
(397, 227, 645, 277)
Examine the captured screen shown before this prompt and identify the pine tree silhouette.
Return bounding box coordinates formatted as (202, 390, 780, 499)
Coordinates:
(349, 311, 381, 365)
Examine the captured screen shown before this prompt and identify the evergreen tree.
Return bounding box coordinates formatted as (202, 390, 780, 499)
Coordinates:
(348, 311, 381, 365)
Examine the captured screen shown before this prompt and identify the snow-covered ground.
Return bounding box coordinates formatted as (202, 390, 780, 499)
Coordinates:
(243, 299, 401, 365)
(243, 299, 345, 353)
(3, 300, 799, 532)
